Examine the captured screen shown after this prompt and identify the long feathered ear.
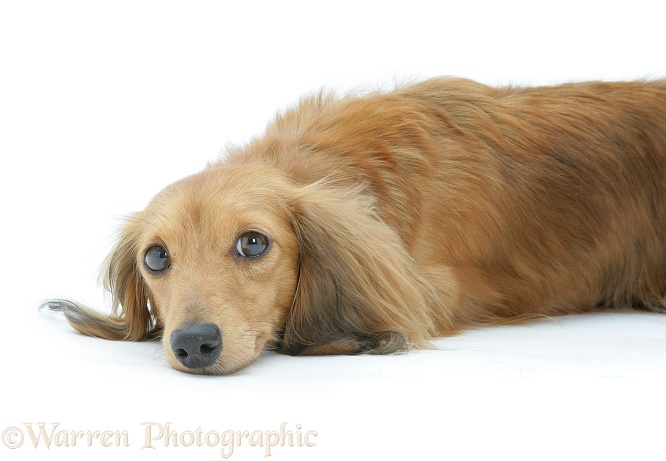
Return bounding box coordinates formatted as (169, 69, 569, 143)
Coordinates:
(41, 217, 161, 341)
(281, 183, 446, 356)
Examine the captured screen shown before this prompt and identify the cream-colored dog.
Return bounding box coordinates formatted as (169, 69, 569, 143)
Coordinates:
(45, 78, 666, 374)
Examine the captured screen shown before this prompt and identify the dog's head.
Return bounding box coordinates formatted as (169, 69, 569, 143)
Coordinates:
(51, 162, 440, 374)
(126, 164, 300, 374)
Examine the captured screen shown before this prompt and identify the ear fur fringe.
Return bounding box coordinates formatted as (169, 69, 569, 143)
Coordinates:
(41, 218, 160, 341)
(281, 182, 450, 355)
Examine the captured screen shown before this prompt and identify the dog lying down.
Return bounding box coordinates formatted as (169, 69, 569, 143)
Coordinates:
(45, 77, 666, 375)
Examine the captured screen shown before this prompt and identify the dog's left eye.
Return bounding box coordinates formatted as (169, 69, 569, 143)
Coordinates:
(236, 231, 269, 258)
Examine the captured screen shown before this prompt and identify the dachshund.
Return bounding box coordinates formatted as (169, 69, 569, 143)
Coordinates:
(44, 77, 666, 375)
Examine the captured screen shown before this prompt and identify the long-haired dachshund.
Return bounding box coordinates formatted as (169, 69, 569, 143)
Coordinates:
(45, 78, 666, 375)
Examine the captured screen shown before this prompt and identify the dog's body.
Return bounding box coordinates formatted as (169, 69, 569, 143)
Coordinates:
(47, 78, 666, 374)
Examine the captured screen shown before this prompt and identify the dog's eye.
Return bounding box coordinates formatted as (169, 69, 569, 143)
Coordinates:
(144, 245, 171, 272)
(236, 231, 269, 258)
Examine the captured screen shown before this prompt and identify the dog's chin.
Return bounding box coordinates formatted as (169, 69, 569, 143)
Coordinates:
(167, 354, 257, 375)
(168, 361, 245, 376)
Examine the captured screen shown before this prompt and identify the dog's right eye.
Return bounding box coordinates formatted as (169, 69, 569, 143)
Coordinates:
(144, 245, 171, 272)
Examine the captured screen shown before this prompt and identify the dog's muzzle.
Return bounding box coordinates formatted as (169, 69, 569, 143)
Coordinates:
(169, 323, 222, 369)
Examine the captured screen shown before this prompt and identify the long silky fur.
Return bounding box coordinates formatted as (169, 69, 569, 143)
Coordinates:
(42, 77, 666, 373)
(280, 182, 450, 355)
(42, 218, 161, 341)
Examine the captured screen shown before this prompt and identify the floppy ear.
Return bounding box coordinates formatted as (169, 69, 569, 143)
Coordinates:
(42, 217, 161, 341)
(281, 183, 445, 355)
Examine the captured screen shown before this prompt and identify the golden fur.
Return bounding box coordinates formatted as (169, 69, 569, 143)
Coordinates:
(45, 78, 666, 374)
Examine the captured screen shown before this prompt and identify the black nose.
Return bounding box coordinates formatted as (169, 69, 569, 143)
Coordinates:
(170, 323, 222, 369)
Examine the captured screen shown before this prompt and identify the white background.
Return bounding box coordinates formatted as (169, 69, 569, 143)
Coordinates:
(1, 1, 665, 460)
